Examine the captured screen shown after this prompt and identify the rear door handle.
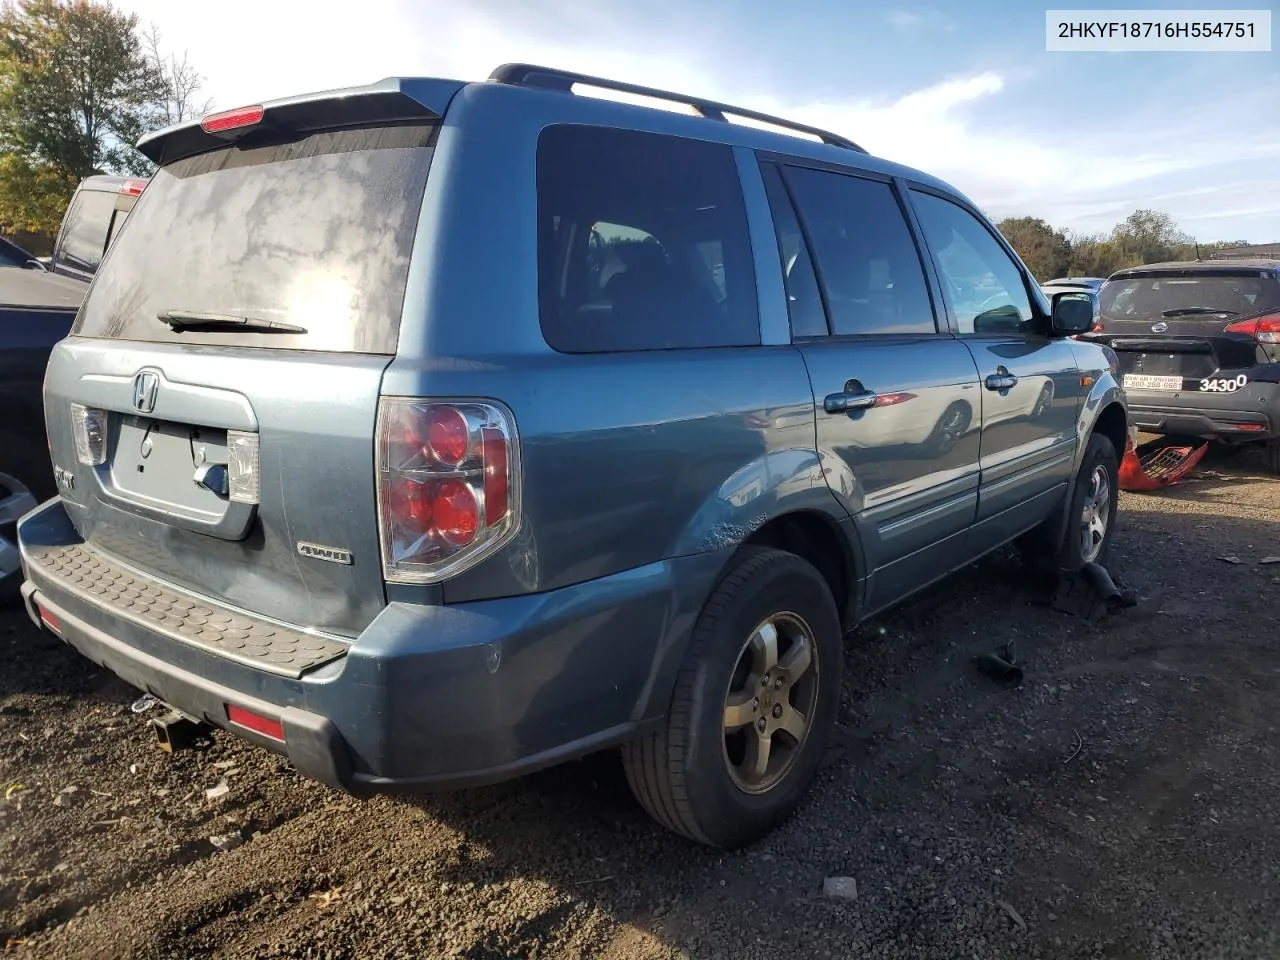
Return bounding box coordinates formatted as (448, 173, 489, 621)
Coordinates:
(985, 372, 1018, 391)
(823, 389, 879, 413)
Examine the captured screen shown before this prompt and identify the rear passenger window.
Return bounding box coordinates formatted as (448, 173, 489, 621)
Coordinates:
(783, 167, 936, 336)
(537, 126, 759, 353)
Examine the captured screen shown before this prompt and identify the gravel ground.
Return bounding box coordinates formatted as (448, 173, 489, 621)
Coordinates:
(3, 445, 1279, 959)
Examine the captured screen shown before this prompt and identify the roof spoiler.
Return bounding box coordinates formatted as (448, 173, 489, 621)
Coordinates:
(137, 77, 465, 167)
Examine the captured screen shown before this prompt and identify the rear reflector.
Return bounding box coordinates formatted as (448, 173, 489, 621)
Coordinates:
(226, 704, 285, 741)
(201, 105, 265, 134)
(38, 607, 60, 633)
(1237, 423, 1266, 432)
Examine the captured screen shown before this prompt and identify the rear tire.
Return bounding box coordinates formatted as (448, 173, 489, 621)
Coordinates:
(1018, 432, 1120, 578)
(0, 433, 56, 506)
(621, 548, 843, 848)
(1265, 440, 1280, 475)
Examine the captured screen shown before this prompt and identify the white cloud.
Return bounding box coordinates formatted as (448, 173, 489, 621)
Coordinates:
(885, 9, 956, 32)
(886, 10, 925, 30)
(116, 0, 1279, 241)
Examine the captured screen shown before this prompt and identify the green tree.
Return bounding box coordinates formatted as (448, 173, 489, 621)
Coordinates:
(1065, 232, 1126, 278)
(0, 0, 171, 232)
(0, 150, 75, 233)
(996, 216, 1071, 281)
(1110, 209, 1191, 265)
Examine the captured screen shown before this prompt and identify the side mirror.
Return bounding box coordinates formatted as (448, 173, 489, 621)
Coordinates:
(1050, 292, 1094, 335)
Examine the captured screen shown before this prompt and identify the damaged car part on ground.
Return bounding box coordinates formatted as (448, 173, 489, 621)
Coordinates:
(16, 63, 1126, 849)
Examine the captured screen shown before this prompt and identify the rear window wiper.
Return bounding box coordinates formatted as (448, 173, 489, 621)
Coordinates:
(1161, 307, 1237, 317)
(158, 309, 307, 334)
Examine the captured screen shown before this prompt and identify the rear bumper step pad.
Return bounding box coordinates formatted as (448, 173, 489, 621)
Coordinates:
(25, 543, 347, 678)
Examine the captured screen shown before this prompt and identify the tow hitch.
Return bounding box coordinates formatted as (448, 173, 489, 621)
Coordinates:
(149, 705, 212, 753)
(1118, 428, 1208, 492)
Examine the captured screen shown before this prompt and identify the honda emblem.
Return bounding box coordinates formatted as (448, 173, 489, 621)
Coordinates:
(133, 371, 158, 413)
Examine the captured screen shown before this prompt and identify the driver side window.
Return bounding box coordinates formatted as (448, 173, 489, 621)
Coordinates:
(910, 191, 1033, 335)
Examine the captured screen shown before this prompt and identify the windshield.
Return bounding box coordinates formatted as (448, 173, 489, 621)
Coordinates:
(1099, 272, 1280, 323)
(73, 123, 436, 353)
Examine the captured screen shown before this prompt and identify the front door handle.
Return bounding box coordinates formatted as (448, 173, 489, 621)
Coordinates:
(985, 371, 1018, 391)
(823, 389, 879, 413)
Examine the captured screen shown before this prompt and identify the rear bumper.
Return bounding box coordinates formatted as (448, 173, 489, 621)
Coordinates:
(1126, 379, 1280, 440)
(17, 498, 728, 792)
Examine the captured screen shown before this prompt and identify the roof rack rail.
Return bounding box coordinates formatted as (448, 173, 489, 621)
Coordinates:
(488, 63, 868, 154)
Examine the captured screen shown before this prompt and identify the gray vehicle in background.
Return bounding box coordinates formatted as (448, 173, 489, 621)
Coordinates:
(1042, 276, 1106, 296)
(1088, 259, 1280, 470)
(48, 174, 146, 282)
(16, 65, 1124, 847)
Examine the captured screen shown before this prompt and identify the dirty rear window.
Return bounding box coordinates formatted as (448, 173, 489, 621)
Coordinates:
(1100, 272, 1280, 322)
(73, 124, 436, 353)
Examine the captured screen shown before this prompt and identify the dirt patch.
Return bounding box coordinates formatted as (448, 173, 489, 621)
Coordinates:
(3, 445, 1279, 959)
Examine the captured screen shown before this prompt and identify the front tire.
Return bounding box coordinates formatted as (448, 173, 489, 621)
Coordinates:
(621, 548, 843, 848)
(1019, 432, 1119, 577)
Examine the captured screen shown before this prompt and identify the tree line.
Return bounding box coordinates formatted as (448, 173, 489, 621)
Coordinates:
(0, 0, 210, 240)
(995, 209, 1251, 283)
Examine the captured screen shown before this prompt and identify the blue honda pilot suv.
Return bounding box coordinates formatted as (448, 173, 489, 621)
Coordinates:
(16, 64, 1126, 848)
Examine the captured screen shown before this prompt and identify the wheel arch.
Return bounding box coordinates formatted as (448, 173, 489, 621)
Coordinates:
(1091, 400, 1128, 460)
(738, 509, 861, 630)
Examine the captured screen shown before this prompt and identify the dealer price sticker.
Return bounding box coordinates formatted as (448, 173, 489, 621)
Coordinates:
(1123, 374, 1183, 391)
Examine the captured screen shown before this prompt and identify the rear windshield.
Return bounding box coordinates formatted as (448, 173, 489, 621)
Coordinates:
(58, 188, 116, 273)
(1099, 272, 1280, 322)
(74, 124, 436, 353)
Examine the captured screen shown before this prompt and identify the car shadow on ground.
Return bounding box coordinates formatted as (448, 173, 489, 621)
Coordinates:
(0, 601, 134, 705)
(390, 476, 1280, 957)
(5, 448, 1280, 958)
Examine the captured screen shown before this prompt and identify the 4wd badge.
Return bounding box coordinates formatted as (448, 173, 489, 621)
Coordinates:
(296, 541, 353, 565)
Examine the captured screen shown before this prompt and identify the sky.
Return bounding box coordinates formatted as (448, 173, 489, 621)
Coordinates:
(115, 0, 1280, 242)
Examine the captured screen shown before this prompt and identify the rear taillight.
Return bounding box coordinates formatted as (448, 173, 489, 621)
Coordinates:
(120, 178, 147, 196)
(375, 399, 520, 583)
(1225, 313, 1280, 343)
(69, 403, 107, 465)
